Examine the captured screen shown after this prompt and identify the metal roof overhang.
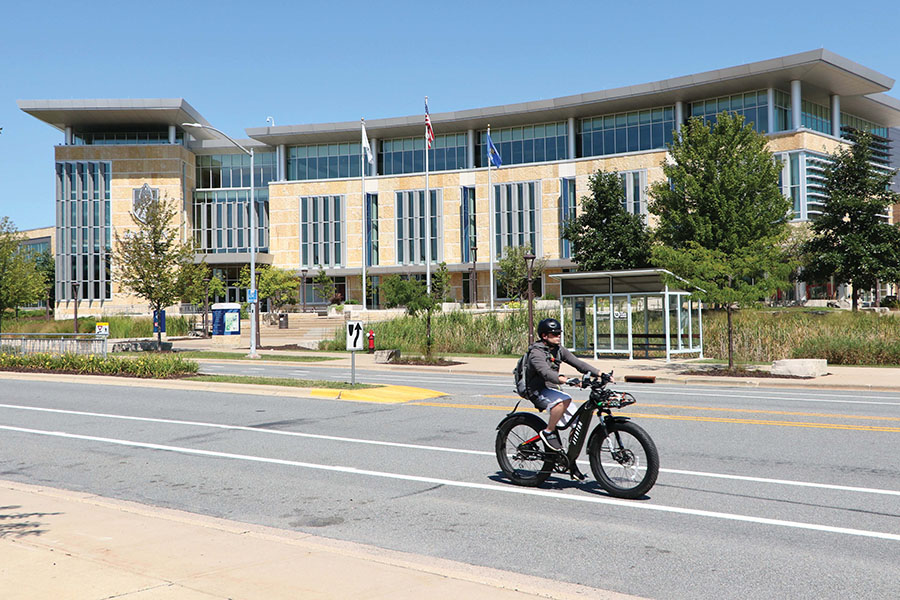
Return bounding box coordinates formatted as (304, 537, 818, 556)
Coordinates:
(550, 269, 700, 296)
(247, 49, 899, 145)
(17, 98, 221, 140)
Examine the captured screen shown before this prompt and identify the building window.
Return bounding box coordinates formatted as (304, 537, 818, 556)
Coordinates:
(196, 153, 276, 189)
(380, 133, 467, 176)
(460, 186, 476, 263)
(478, 123, 567, 167)
(841, 114, 888, 139)
(395, 189, 442, 265)
(299, 195, 344, 268)
(493, 181, 540, 258)
(559, 177, 576, 258)
(776, 151, 837, 222)
(690, 90, 770, 133)
(773, 90, 792, 132)
(71, 128, 184, 146)
(287, 143, 371, 181)
(579, 107, 674, 157)
(801, 100, 831, 135)
(55, 161, 112, 301)
(365, 193, 378, 267)
(620, 171, 647, 217)
(192, 189, 269, 254)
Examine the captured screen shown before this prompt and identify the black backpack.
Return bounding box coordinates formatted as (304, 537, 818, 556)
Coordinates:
(513, 346, 534, 399)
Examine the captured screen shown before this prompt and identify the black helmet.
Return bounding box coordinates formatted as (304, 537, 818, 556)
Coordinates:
(537, 318, 562, 338)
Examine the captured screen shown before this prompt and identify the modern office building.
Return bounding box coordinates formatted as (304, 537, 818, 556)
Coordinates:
(19, 49, 900, 318)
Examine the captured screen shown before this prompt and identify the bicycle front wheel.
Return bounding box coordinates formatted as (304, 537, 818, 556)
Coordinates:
(495, 415, 554, 487)
(588, 420, 659, 499)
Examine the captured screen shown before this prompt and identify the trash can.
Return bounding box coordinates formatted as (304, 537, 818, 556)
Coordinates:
(278, 313, 289, 329)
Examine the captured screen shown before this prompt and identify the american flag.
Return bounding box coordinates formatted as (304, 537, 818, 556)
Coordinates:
(425, 97, 435, 149)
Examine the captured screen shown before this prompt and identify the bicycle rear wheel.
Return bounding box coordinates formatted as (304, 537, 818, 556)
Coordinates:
(588, 420, 659, 499)
(495, 414, 554, 487)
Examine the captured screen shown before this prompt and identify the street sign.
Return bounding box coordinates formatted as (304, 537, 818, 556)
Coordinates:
(248, 289, 258, 302)
(346, 321, 364, 351)
(95, 322, 109, 336)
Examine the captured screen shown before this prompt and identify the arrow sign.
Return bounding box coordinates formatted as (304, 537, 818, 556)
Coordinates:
(346, 321, 364, 351)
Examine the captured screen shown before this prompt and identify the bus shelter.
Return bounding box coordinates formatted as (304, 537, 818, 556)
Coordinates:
(550, 269, 703, 362)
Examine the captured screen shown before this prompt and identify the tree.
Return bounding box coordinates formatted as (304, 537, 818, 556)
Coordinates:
(312, 267, 336, 304)
(239, 265, 299, 311)
(379, 262, 451, 357)
(113, 195, 194, 347)
(800, 131, 900, 311)
(34, 249, 55, 313)
(562, 170, 652, 270)
(176, 262, 225, 335)
(0, 217, 46, 332)
(497, 245, 545, 300)
(649, 112, 792, 369)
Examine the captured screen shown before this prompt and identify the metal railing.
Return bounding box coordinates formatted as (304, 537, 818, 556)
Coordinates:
(0, 333, 108, 358)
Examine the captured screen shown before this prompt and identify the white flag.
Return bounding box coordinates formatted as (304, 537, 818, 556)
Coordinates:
(361, 120, 374, 166)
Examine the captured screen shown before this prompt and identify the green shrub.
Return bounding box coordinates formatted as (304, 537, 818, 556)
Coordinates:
(3, 315, 195, 337)
(0, 352, 199, 378)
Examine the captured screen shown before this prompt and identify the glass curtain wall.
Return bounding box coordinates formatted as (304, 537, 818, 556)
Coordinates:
(579, 107, 675, 157)
(395, 189, 442, 265)
(689, 90, 770, 133)
(55, 161, 112, 301)
(287, 143, 371, 180)
(299, 195, 345, 268)
(460, 186, 476, 263)
(493, 181, 541, 258)
(559, 178, 576, 258)
(477, 123, 567, 167)
(192, 189, 270, 253)
(380, 133, 467, 176)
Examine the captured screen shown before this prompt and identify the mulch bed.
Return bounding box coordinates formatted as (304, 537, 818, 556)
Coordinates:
(679, 368, 812, 379)
(390, 357, 464, 367)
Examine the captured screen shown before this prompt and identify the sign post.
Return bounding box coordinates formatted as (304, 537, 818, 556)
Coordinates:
(346, 320, 364, 384)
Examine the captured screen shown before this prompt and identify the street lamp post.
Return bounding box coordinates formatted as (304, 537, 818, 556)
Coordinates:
(71, 282, 80, 334)
(182, 122, 258, 358)
(524, 251, 536, 345)
(301, 268, 308, 313)
(470, 246, 478, 306)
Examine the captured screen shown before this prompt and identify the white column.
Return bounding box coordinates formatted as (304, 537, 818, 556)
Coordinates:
(767, 88, 775, 133)
(168, 125, 177, 144)
(370, 138, 378, 175)
(467, 130, 475, 169)
(65, 126, 72, 145)
(674, 101, 684, 134)
(567, 117, 576, 160)
(791, 80, 802, 130)
(278, 144, 286, 180)
(831, 95, 841, 137)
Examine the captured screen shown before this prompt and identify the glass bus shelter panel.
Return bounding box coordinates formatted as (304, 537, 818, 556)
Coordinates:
(612, 295, 630, 352)
(632, 295, 666, 357)
(679, 298, 701, 350)
(594, 296, 611, 350)
(565, 296, 595, 353)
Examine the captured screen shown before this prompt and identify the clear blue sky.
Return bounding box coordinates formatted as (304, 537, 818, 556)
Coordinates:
(2, 0, 898, 231)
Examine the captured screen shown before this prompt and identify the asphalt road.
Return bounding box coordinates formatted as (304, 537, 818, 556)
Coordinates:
(1, 374, 899, 599)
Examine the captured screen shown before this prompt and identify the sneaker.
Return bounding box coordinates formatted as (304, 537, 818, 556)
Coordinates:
(539, 429, 564, 452)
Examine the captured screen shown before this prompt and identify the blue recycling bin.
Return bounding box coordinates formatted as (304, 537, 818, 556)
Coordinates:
(211, 303, 241, 336)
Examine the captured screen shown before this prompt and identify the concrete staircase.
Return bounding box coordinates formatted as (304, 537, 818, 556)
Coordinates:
(258, 313, 346, 349)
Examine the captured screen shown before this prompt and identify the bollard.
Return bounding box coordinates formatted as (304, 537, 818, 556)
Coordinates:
(368, 329, 375, 354)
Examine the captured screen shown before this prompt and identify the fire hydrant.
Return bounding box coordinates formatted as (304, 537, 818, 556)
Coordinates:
(367, 329, 375, 353)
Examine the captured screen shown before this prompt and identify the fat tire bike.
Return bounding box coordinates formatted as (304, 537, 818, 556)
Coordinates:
(495, 371, 659, 499)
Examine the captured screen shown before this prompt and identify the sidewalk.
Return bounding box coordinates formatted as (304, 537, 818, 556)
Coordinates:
(0, 479, 639, 600)
(171, 335, 900, 394)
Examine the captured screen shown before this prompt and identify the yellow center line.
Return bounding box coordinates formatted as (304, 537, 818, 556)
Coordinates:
(484, 394, 900, 422)
(409, 402, 900, 433)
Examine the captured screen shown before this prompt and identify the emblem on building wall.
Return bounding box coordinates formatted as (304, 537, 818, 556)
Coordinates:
(132, 183, 159, 224)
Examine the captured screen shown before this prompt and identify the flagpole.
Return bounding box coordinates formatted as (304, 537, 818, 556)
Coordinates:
(424, 96, 431, 293)
(361, 118, 367, 311)
(488, 124, 495, 312)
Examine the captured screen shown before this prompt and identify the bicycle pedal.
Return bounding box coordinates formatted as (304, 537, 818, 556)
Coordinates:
(570, 469, 587, 482)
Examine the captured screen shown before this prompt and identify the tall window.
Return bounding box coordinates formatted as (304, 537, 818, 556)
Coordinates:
(380, 134, 467, 176)
(619, 171, 647, 217)
(801, 100, 831, 135)
(493, 181, 540, 258)
(559, 178, 576, 258)
(55, 161, 112, 301)
(773, 90, 792, 132)
(395, 190, 442, 265)
(365, 193, 378, 267)
(579, 107, 674, 157)
(478, 123, 567, 167)
(689, 90, 769, 133)
(300, 195, 344, 267)
(192, 189, 269, 253)
(460, 186, 476, 263)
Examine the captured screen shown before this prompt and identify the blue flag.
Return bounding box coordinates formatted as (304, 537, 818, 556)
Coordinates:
(486, 132, 502, 168)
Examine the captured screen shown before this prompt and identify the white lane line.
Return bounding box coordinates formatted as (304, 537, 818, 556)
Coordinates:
(2, 423, 899, 543)
(247, 368, 265, 372)
(1, 402, 897, 497)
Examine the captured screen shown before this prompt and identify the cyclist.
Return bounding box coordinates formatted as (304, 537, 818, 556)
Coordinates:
(526, 318, 601, 452)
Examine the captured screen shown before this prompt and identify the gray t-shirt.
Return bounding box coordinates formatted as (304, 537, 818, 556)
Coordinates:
(525, 340, 599, 393)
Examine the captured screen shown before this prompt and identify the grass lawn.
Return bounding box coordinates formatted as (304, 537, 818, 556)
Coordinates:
(186, 374, 379, 390)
